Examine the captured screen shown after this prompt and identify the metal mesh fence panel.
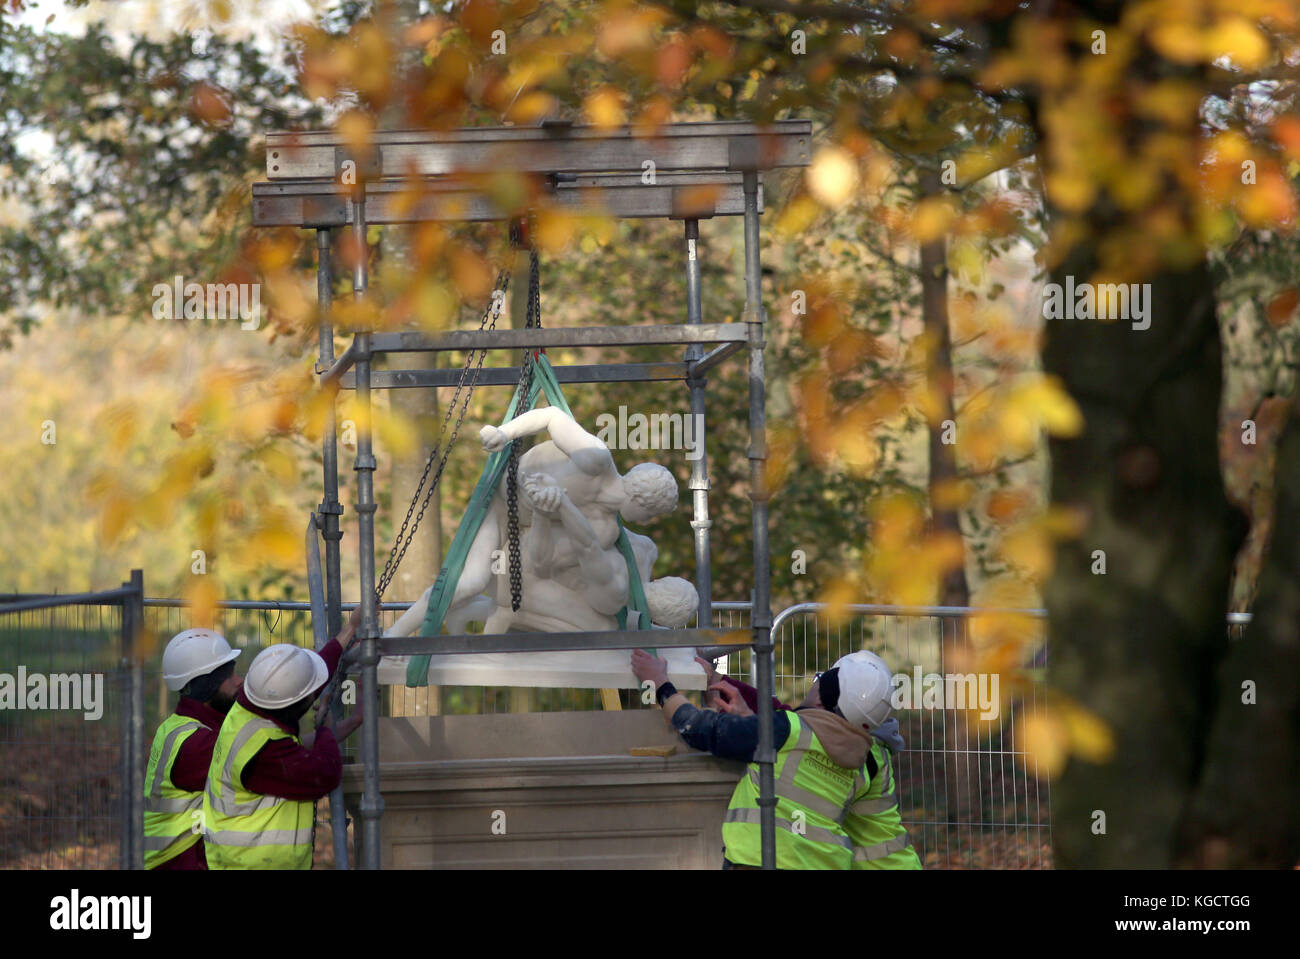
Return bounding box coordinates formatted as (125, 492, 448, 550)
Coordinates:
(0, 602, 127, 869)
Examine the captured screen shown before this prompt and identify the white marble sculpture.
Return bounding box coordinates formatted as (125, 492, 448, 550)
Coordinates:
(381, 406, 707, 689)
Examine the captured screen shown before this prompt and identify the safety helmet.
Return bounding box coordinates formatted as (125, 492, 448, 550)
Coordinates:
(243, 644, 329, 710)
(831, 651, 895, 731)
(162, 629, 242, 692)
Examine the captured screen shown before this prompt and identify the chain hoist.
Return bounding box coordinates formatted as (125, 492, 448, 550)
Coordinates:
(506, 246, 541, 612)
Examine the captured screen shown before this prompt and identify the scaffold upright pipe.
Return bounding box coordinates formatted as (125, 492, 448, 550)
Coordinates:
(317, 230, 343, 641)
(351, 196, 384, 870)
(316, 228, 349, 870)
(742, 171, 775, 869)
(684, 219, 713, 629)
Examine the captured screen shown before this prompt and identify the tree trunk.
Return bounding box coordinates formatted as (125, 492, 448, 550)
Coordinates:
(919, 169, 970, 609)
(1042, 250, 1247, 867)
(918, 170, 975, 852)
(386, 231, 444, 718)
(1175, 398, 1300, 866)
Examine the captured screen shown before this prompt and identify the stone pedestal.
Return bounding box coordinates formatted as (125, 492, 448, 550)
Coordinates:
(341, 712, 745, 869)
(378, 647, 708, 690)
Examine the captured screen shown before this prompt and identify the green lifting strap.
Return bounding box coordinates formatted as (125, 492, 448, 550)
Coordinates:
(405, 354, 654, 686)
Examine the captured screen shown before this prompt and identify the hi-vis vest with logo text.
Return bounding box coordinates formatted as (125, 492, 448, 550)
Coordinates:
(202, 701, 314, 870)
(721, 712, 857, 869)
(143, 714, 206, 869)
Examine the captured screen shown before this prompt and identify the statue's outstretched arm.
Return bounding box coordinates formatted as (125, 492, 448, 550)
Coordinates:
(481, 407, 613, 476)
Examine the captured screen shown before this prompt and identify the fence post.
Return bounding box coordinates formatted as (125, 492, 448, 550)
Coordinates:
(120, 569, 146, 870)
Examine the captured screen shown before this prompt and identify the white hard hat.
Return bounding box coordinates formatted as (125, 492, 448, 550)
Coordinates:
(243, 644, 329, 710)
(162, 629, 242, 692)
(831, 651, 895, 731)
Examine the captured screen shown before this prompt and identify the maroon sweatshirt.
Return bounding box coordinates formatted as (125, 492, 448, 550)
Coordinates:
(235, 637, 345, 801)
(721, 674, 793, 714)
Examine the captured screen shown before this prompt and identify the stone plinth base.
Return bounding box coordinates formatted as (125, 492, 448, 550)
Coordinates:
(341, 712, 744, 869)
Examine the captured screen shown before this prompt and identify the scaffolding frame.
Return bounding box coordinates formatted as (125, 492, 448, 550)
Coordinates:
(253, 119, 811, 869)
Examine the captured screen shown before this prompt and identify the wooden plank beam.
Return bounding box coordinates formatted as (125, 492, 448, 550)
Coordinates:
(265, 119, 811, 179)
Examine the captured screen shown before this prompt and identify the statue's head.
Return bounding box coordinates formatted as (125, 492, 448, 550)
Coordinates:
(645, 576, 698, 629)
(620, 462, 678, 524)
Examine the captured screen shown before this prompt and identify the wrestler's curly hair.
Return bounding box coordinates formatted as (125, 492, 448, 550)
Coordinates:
(622, 462, 679, 518)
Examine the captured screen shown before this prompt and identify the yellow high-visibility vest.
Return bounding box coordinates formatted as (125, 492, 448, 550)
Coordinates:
(843, 741, 922, 869)
(202, 701, 314, 870)
(721, 713, 856, 869)
(143, 714, 206, 869)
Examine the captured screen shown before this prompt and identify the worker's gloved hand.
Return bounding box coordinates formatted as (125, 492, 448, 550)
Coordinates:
(480, 424, 508, 452)
(631, 648, 669, 689)
(709, 682, 753, 717)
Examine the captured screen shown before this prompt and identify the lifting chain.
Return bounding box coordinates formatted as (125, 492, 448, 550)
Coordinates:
(374, 267, 510, 605)
(506, 247, 541, 612)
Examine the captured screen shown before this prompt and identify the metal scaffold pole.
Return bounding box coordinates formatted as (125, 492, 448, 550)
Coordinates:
(684, 218, 713, 630)
(741, 171, 775, 869)
(316, 227, 350, 869)
(318, 229, 344, 641)
(350, 195, 385, 870)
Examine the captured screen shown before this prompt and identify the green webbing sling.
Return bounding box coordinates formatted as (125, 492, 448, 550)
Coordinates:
(405, 354, 653, 686)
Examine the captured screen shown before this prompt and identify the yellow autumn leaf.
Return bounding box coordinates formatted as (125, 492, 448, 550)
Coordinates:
(374, 408, 418, 459)
(910, 196, 956, 243)
(1009, 375, 1084, 438)
(775, 195, 820, 238)
(260, 446, 299, 486)
(1149, 21, 1205, 64)
(414, 278, 457, 331)
(506, 91, 558, 125)
(949, 240, 985, 285)
(583, 87, 626, 130)
(1059, 697, 1116, 763)
(821, 576, 858, 625)
(1020, 707, 1070, 778)
(806, 146, 858, 208)
(534, 208, 577, 252)
(930, 478, 974, 510)
(337, 109, 375, 156)
(184, 576, 221, 630)
(1044, 168, 1096, 213)
(1205, 17, 1270, 69)
(999, 524, 1054, 581)
(244, 517, 300, 568)
(101, 493, 132, 546)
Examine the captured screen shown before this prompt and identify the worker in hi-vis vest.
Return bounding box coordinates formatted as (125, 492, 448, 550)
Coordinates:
(632, 648, 921, 870)
(203, 609, 363, 870)
(144, 630, 244, 870)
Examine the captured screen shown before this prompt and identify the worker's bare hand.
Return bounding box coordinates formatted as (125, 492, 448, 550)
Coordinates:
(321, 698, 364, 741)
(709, 682, 753, 717)
(694, 655, 722, 686)
(631, 649, 669, 688)
(480, 424, 508, 452)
